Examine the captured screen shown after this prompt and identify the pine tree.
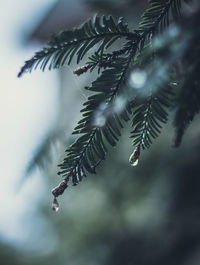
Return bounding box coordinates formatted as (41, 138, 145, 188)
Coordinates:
(18, 0, 200, 208)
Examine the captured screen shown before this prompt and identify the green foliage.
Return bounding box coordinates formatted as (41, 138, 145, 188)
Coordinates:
(18, 0, 200, 201)
(58, 56, 133, 187)
(138, 0, 182, 34)
(18, 15, 137, 77)
(130, 84, 173, 149)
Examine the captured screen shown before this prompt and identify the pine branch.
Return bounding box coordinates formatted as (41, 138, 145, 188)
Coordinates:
(138, 0, 182, 35)
(73, 48, 129, 76)
(18, 0, 194, 206)
(46, 1, 184, 198)
(52, 54, 135, 198)
(18, 15, 138, 77)
(129, 2, 200, 154)
(52, 0, 183, 194)
(126, 0, 185, 156)
(130, 84, 174, 150)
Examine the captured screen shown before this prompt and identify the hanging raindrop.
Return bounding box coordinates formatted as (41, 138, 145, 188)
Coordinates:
(52, 197, 59, 212)
(130, 158, 139, 166)
(129, 145, 140, 167)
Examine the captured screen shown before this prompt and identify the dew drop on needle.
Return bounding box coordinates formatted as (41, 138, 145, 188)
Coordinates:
(52, 197, 59, 212)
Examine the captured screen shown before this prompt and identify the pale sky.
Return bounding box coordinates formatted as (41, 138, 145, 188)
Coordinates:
(0, 0, 59, 251)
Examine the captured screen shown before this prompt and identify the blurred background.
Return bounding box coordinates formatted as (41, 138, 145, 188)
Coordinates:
(1, 0, 200, 264)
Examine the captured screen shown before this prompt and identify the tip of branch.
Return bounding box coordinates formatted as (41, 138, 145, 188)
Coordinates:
(17, 65, 27, 78)
(52, 179, 68, 197)
(17, 69, 23, 78)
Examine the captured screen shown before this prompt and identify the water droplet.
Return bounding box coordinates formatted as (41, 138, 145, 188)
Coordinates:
(129, 154, 139, 167)
(129, 70, 147, 89)
(52, 197, 59, 212)
(129, 145, 140, 167)
(130, 159, 139, 167)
